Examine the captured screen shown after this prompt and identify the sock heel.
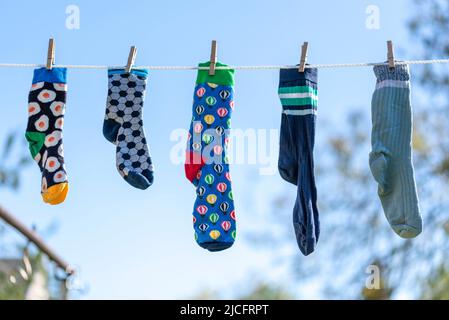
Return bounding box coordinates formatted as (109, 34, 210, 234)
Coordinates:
(278, 164, 298, 185)
(185, 151, 205, 183)
(369, 151, 391, 195)
(103, 119, 121, 143)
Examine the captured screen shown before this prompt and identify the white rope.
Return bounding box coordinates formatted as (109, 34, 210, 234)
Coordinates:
(0, 59, 449, 70)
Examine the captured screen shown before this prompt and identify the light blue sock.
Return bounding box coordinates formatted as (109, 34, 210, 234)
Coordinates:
(370, 64, 422, 238)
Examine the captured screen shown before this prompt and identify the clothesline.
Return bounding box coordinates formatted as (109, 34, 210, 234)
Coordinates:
(0, 58, 449, 70)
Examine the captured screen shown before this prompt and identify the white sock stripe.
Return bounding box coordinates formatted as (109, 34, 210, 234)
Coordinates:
(376, 79, 410, 90)
(283, 109, 317, 116)
(278, 92, 318, 99)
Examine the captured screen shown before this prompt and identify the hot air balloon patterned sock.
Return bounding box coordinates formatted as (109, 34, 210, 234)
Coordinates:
(370, 64, 422, 238)
(104, 69, 154, 190)
(185, 61, 236, 252)
(278, 67, 320, 256)
(26, 67, 68, 205)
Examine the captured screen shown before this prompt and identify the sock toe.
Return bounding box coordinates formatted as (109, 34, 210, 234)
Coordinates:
(42, 183, 68, 205)
(142, 169, 154, 185)
(47, 187, 69, 205)
(294, 223, 317, 256)
(296, 236, 316, 256)
(298, 241, 316, 256)
(124, 171, 152, 190)
(392, 224, 422, 238)
(199, 241, 234, 252)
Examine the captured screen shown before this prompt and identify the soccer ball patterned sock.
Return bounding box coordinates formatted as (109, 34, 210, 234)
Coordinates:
(104, 69, 154, 190)
(26, 67, 69, 205)
(185, 61, 236, 252)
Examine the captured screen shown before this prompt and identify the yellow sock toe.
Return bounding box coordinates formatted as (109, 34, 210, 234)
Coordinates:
(47, 186, 68, 205)
(42, 183, 69, 205)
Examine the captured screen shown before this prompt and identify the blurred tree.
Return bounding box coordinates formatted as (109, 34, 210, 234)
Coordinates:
(0, 262, 29, 299)
(0, 132, 62, 299)
(0, 252, 48, 300)
(193, 283, 295, 300)
(421, 264, 449, 299)
(361, 261, 392, 300)
(249, 0, 449, 299)
(0, 130, 31, 190)
(237, 283, 294, 300)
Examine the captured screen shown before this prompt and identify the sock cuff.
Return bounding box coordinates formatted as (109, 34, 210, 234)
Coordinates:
(32, 67, 67, 84)
(374, 64, 410, 82)
(196, 61, 234, 87)
(279, 67, 318, 87)
(108, 68, 149, 79)
(278, 67, 318, 115)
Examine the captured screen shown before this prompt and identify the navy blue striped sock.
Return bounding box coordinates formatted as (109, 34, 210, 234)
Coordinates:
(278, 67, 320, 255)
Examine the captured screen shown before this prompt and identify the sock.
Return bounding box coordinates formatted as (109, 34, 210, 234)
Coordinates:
(185, 61, 236, 252)
(104, 69, 154, 190)
(26, 67, 68, 205)
(370, 64, 422, 238)
(278, 67, 320, 255)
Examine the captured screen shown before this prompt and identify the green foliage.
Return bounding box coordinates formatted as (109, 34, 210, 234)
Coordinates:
(0, 130, 32, 190)
(237, 283, 294, 300)
(192, 283, 295, 300)
(361, 262, 393, 300)
(0, 131, 51, 300)
(421, 264, 449, 300)
(0, 252, 48, 300)
(408, 0, 449, 87)
(0, 271, 28, 300)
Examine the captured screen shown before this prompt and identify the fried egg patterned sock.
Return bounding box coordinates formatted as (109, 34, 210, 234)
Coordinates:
(185, 61, 236, 252)
(370, 64, 422, 238)
(26, 67, 68, 205)
(104, 69, 154, 190)
(278, 67, 320, 256)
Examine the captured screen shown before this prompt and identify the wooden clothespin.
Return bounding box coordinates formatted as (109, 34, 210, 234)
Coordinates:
(387, 40, 395, 69)
(125, 46, 137, 73)
(46, 38, 55, 70)
(298, 41, 309, 73)
(209, 40, 217, 76)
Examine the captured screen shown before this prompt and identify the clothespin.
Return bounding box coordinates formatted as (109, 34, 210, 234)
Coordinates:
(209, 40, 217, 76)
(46, 38, 55, 70)
(387, 40, 395, 69)
(125, 46, 137, 73)
(298, 41, 309, 73)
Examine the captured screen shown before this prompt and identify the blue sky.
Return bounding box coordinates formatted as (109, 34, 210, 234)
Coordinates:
(0, 0, 413, 299)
